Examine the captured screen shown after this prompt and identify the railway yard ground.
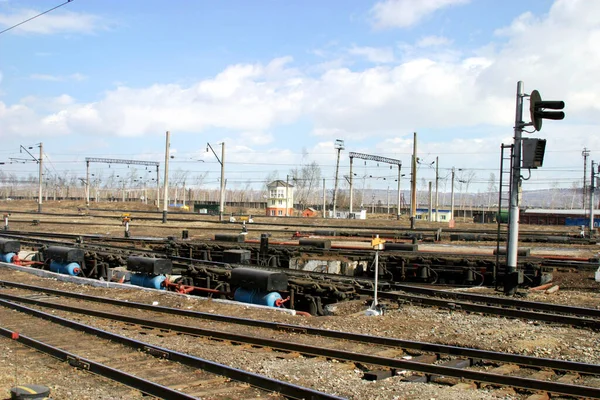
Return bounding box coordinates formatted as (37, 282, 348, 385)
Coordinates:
(0, 200, 599, 400)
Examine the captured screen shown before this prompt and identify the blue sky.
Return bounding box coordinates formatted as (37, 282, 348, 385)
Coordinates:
(1, 0, 599, 195)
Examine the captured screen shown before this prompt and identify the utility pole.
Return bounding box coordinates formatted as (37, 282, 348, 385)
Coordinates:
(285, 174, 289, 217)
(207, 142, 226, 221)
(386, 185, 390, 214)
(582, 148, 589, 211)
(590, 160, 597, 237)
(85, 159, 90, 207)
(435, 156, 439, 222)
(450, 167, 455, 224)
(220, 143, 225, 221)
(332, 139, 344, 217)
(156, 165, 160, 210)
(322, 178, 326, 218)
(349, 156, 354, 215)
(38, 143, 43, 213)
(396, 166, 402, 220)
(410, 132, 418, 229)
(428, 181, 432, 221)
(162, 131, 170, 223)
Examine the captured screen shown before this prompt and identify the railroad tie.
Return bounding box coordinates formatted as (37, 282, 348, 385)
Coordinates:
(452, 381, 477, 390)
(187, 385, 251, 398)
(401, 354, 439, 382)
(168, 377, 229, 391)
(430, 358, 473, 385)
(556, 373, 579, 384)
(525, 392, 550, 400)
(479, 364, 520, 389)
(529, 370, 555, 381)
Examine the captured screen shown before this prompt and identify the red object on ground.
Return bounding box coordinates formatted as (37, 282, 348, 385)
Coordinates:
(11, 332, 19, 340)
(295, 311, 312, 317)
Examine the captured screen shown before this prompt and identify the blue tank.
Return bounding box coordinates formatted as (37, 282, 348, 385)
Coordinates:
(0, 252, 15, 263)
(49, 261, 81, 276)
(234, 287, 283, 307)
(130, 273, 166, 290)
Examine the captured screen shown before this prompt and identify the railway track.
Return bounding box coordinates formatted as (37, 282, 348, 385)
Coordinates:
(0, 296, 341, 400)
(3, 208, 597, 245)
(357, 284, 600, 330)
(1, 279, 600, 398)
(3, 230, 598, 274)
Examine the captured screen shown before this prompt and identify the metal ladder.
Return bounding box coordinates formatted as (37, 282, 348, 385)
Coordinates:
(495, 144, 514, 288)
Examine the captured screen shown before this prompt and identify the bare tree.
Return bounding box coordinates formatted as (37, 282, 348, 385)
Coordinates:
(457, 170, 476, 220)
(289, 161, 322, 207)
(486, 173, 497, 210)
(262, 171, 279, 199)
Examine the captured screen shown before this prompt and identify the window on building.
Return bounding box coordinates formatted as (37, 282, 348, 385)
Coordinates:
(278, 210, 282, 216)
(279, 200, 283, 205)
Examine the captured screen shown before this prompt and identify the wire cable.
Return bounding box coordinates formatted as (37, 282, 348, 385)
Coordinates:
(0, 0, 74, 35)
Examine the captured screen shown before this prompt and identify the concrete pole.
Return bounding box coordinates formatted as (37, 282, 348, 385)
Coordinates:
(410, 132, 418, 228)
(506, 81, 524, 295)
(219, 142, 225, 221)
(428, 181, 432, 221)
(156, 165, 160, 210)
(397, 165, 402, 220)
(322, 178, 326, 218)
(435, 156, 439, 222)
(38, 143, 43, 213)
(162, 131, 170, 223)
(451, 167, 455, 222)
(85, 160, 90, 206)
(286, 174, 289, 217)
(590, 161, 596, 236)
(332, 145, 342, 216)
(349, 157, 354, 214)
(387, 186, 390, 214)
(583, 148, 589, 211)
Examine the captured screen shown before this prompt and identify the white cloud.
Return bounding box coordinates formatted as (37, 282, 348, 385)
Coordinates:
(29, 74, 60, 81)
(239, 131, 275, 145)
(1, 0, 600, 171)
(0, 8, 106, 35)
(416, 35, 452, 47)
(348, 46, 395, 63)
(29, 73, 86, 82)
(370, 0, 470, 29)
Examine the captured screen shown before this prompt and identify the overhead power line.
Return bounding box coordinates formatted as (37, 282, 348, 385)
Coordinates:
(0, 0, 74, 35)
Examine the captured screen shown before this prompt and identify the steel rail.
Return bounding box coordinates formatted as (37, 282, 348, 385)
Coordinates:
(0, 285, 598, 376)
(0, 327, 198, 400)
(0, 299, 344, 400)
(389, 284, 600, 319)
(2, 209, 592, 239)
(365, 290, 600, 329)
(2, 230, 584, 273)
(2, 296, 600, 398)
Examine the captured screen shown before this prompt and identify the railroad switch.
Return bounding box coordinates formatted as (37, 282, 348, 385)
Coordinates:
(366, 235, 386, 316)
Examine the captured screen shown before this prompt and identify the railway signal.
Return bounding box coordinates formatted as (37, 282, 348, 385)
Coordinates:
(529, 90, 565, 131)
(505, 82, 566, 296)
